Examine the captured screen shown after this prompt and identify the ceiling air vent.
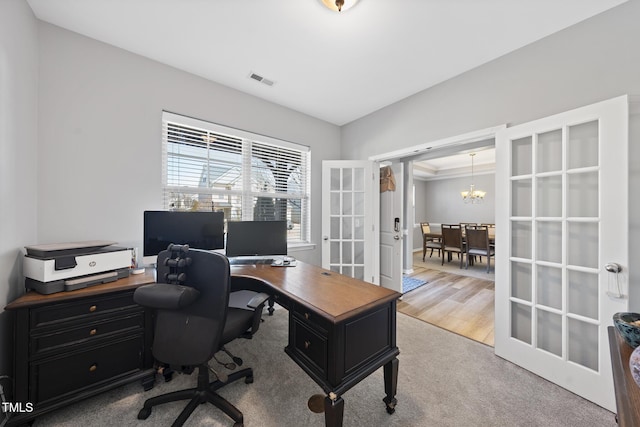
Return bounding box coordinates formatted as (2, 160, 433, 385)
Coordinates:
(248, 72, 275, 87)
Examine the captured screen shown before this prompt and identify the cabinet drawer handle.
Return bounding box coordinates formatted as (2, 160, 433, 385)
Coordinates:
(304, 340, 311, 350)
(89, 329, 97, 336)
(89, 305, 97, 313)
(89, 364, 98, 372)
(304, 312, 310, 320)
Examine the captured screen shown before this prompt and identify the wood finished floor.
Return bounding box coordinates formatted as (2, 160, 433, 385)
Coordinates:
(398, 259, 495, 346)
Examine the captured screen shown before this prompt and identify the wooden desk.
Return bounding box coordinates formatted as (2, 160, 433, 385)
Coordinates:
(6, 263, 400, 427)
(231, 261, 401, 427)
(608, 326, 640, 426)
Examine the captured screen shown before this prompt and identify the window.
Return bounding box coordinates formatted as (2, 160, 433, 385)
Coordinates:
(161, 112, 311, 244)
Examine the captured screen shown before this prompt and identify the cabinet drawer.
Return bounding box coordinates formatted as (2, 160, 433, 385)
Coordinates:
(291, 318, 327, 377)
(30, 313, 144, 355)
(31, 335, 144, 405)
(30, 293, 137, 328)
(292, 305, 329, 333)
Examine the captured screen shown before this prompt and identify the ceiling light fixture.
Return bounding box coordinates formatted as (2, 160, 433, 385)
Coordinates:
(461, 153, 486, 204)
(320, 0, 359, 12)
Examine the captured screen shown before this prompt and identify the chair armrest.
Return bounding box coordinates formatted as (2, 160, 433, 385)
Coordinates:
(133, 283, 200, 310)
(246, 292, 270, 310)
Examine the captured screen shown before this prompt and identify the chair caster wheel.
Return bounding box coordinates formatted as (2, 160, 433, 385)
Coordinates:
(386, 406, 396, 414)
(233, 356, 243, 366)
(245, 375, 254, 384)
(233, 423, 243, 427)
(138, 407, 152, 420)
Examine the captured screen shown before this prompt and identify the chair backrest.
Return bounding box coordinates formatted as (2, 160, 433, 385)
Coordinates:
(153, 246, 230, 366)
(441, 224, 463, 249)
(420, 222, 431, 234)
(465, 225, 490, 252)
(460, 222, 477, 228)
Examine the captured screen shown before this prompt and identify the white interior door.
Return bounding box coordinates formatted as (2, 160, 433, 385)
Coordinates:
(495, 95, 629, 411)
(379, 163, 403, 293)
(322, 161, 379, 284)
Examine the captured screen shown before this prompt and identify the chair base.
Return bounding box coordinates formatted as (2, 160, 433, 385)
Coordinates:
(138, 364, 253, 427)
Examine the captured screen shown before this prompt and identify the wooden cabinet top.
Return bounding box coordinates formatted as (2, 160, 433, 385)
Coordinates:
(5, 269, 156, 310)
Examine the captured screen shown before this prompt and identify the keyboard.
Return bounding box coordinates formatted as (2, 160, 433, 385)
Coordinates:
(228, 258, 274, 265)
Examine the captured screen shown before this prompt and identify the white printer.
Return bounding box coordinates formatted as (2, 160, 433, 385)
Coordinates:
(23, 240, 132, 294)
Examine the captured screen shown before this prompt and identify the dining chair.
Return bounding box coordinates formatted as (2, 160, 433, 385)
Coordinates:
(441, 224, 465, 268)
(420, 222, 442, 260)
(481, 223, 496, 250)
(465, 225, 495, 273)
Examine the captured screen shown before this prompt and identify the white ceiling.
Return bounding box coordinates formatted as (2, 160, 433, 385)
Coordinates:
(27, 0, 626, 126)
(413, 148, 496, 181)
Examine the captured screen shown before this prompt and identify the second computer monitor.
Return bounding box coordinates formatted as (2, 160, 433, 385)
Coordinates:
(226, 220, 287, 257)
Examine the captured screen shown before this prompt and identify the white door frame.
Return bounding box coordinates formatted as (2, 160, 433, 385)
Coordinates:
(369, 125, 506, 282)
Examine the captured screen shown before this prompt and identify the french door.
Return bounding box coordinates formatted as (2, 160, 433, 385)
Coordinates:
(494, 95, 629, 410)
(321, 161, 379, 284)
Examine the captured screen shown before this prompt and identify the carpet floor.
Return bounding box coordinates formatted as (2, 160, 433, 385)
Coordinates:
(32, 308, 615, 427)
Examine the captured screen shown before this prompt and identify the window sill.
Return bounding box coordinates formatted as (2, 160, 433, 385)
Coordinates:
(288, 242, 316, 252)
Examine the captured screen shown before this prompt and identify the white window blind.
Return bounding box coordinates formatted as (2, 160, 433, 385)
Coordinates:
(161, 112, 311, 243)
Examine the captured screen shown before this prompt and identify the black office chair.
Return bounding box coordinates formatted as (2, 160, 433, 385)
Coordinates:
(133, 245, 269, 427)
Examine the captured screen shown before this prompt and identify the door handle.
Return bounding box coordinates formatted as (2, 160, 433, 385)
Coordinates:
(394, 235, 400, 240)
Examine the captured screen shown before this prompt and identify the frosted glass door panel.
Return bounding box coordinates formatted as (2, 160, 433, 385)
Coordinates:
(511, 262, 532, 301)
(537, 176, 562, 217)
(537, 310, 562, 357)
(330, 169, 340, 191)
(512, 179, 532, 217)
(568, 319, 598, 371)
(536, 221, 562, 263)
(512, 137, 533, 176)
(568, 270, 599, 319)
(537, 266, 562, 310)
(511, 302, 532, 344)
(567, 222, 598, 268)
(511, 221, 532, 259)
(537, 129, 563, 173)
(568, 121, 599, 169)
(567, 171, 598, 218)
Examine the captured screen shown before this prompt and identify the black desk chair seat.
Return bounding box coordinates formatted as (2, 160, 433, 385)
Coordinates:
(134, 245, 269, 427)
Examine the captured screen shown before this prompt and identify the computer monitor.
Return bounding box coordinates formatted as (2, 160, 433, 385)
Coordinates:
(225, 220, 287, 257)
(143, 211, 225, 257)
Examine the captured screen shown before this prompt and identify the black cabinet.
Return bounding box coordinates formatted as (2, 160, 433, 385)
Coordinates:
(5, 274, 156, 426)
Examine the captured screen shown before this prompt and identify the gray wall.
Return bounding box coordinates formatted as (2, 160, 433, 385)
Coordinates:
(0, 0, 39, 382)
(413, 174, 495, 249)
(343, 0, 640, 308)
(37, 22, 341, 265)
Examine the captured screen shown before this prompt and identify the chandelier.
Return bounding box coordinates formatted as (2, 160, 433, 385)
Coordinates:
(320, 0, 359, 12)
(461, 153, 486, 204)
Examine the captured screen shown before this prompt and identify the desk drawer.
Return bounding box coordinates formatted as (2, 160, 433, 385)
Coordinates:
(292, 305, 329, 333)
(30, 312, 144, 355)
(30, 293, 137, 328)
(31, 335, 144, 405)
(291, 318, 327, 377)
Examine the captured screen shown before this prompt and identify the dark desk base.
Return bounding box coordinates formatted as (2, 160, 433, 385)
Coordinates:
(233, 275, 400, 427)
